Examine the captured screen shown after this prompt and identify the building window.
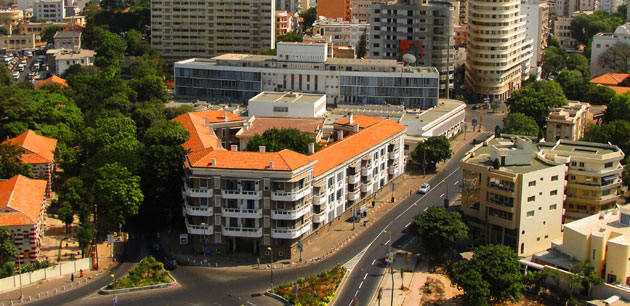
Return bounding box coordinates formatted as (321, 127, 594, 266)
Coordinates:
(264, 198, 270, 209)
(273, 106, 288, 113)
(215, 232, 221, 244)
(263, 234, 270, 246)
(571, 161, 576, 166)
(551, 175, 558, 181)
(549, 204, 557, 210)
(550, 190, 558, 196)
(579, 162, 585, 167)
(215, 214, 221, 225)
(528, 181, 536, 187)
(527, 210, 534, 217)
(605, 162, 613, 168)
(263, 216, 270, 228)
(527, 196, 535, 202)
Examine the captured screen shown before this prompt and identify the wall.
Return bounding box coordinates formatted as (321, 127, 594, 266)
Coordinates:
(0, 258, 92, 293)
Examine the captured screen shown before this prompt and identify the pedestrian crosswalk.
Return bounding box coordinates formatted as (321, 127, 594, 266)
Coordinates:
(343, 245, 369, 272)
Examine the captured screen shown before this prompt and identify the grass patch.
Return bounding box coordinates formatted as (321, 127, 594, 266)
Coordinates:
(272, 265, 346, 306)
(106, 256, 171, 290)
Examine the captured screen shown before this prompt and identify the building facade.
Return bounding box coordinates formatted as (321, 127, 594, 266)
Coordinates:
(53, 30, 80, 49)
(150, 0, 275, 62)
(465, 0, 533, 102)
(553, 15, 582, 51)
(521, 0, 549, 74)
(175, 110, 405, 259)
(277, 0, 300, 12)
(248, 91, 327, 118)
(312, 18, 369, 48)
(0, 9, 24, 29)
(276, 11, 296, 37)
(461, 136, 566, 256)
(351, 0, 389, 23)
(33, 0, 64, 22)
(555, 0, 598, 16)
(0, 175, 48, 263)
(317, 0, 351, 21)
(599, 0, 622, 14)
(545, 102, 590, 141)
(369, 0, 458, 98)
(52, 48, 94, 75)
(591, 24, 630, 78)
(174, 42, 440, 108)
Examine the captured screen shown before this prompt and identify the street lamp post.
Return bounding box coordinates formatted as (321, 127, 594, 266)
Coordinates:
(267, 247, 274, 290)
(200, 222, 207, 260)
(110, 273, 117, 305)
(384, 230, 393, 306)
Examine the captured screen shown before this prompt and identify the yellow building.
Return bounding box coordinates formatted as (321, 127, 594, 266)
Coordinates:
(0, 9, 23, 29)
(545, 101, 590, 141)
(559, 205, 630, 285)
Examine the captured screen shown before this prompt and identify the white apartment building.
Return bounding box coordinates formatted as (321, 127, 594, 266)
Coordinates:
(312, 18, 369, 48)
(52, 48, 94, 75)
(369, 0, 458, 98)
(461, 136, 566, 256)
(248, 91, 327, 118)
(150, 0, 275, 62)
(174, 42, 440, 108)
(591, 24, 630, 78)
(175, 110, 405, 260)
(33, 0, 64, 23)
(599, 0, 622, 13)
(521, 0, 550, 74)
(466, 0, 533, 102)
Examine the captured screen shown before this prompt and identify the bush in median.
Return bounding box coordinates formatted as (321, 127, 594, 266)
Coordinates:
(106, 256, 171, 290)
(272, 265, 346, 306)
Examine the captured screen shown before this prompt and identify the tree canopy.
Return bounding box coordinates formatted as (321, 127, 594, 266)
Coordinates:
(41, 25, 62, 44)
(245, 128, 316, 154)
(541, 46, 568, 79)
(0, 63, 11, 86)
(570, 11, 624, 47)
(299, 7, 317, 31)
(599, 42, 630, 74)
(505, 80, 567, 128)
(356, 29, 368, 58)
(605, 92, 630, 121)
(502, 113, 539, 137)
(556, 69, 587, 101)
(0, 144, 33, 179)
(0, 227, 18, 265)
(410, 136, 452, 170)
(412, 207, 468, 258)
(584, 120, 630, 156)
(585, 85, 616, 105)
(277, 31, 303, 42)
(451, 244, 523, 305)
(95, 162, 143, 225)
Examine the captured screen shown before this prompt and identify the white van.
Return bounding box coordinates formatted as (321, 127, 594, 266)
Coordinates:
(12, 71, 19, 79)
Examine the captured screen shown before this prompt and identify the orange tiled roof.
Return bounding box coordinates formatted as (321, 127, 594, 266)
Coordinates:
(172, 110, 244, 153)
(34, 75, 68, 89)
(311, 119, 405, 177)
(62, 22, 85, 31)
(0, 175, 47, 227)
(239, 117, 324, 137)
(2, 130, 57, 164)
(605, 85, 630, 95)
(334, 115, 385, 129)
(188, 149, 313, 171)
(590, 73, 630, 86)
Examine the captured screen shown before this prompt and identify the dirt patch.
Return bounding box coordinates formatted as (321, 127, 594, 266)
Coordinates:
(419, 274, 463, 305)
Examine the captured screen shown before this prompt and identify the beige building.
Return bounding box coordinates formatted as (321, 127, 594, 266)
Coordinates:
(546, 102, 590, 141)
(465, 0, 533, 102)
(276, 11, 296, 37)
(313, 17, 369, 49)
(539, 140, 624, 221)
(0, 9, 23, 29)
(0, 33, 39, 51)
(558, 205, 630, 285)
(351, 0, 388, 23)
(461, 135, 566, 256)
(552, 12, 590, 52)
(150, 0, 275, 62)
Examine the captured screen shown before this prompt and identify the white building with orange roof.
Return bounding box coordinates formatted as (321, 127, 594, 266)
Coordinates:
(2, 130, 57, 198)
(0, 175, 48, 263)
(174, 110, 405, 260)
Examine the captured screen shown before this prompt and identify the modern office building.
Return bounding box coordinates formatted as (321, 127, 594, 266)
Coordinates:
(461, 135, 566, 257)
(465, 0, 533, 102)
(317, 0, 351, 21)
(369, 0, 458, 97)
(150, 0, 275, 62)
(174, 42, 440, 108)
(545, 102, 590, 142)
(591, 24, 630, 78)
(312, 18, 369, 48)
(248, 91, 327, 118)
(175, 110, 405, 259)
(538, 140, 624, 221)
(351, 0, 389, 23)
(33, 0, 64, 22)
(521, 0, 550, 74)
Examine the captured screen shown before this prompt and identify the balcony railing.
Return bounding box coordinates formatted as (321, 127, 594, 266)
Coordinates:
(361, 168, 372, 176)
(271, 205, 311, 220)
(271, 221, 312, 239)
(183, 185, 213, 198)
(313, 211, 326, 223)
(389, 150, 399, 160)
(348, 190, 360, 201)
(313, 194, 324, 205)
(221, 207, 262, 218)
(221, 189, 262, 200)
(185, 219, 213, 235)
(361, 183, 373, 193)
(271, 186, 311, 201)
(488, 182, 515, 192)
(348, 173, 360, 184)
(221, 226, 262, 238)
(182, 198, 213, 216)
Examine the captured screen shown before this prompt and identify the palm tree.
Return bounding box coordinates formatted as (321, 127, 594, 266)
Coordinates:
(572, 261, 603, 298)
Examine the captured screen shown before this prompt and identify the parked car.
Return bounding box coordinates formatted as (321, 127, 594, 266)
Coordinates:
(12, 71, 19, 79)
(472, 104, 480, 110)
(418, 183, 430, 194)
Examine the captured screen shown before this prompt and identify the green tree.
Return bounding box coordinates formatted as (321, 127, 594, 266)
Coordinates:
(143, 120, 189, 147)
(411, 207, 468, 258)
(585, 84, 616, 105)
(129, 55, 161, 78)
(599, 42, 630, 73)
(83, 116, 139, 154)
(41, 25, 62, 44)
(584, 120, 630, 158)
(451, 245, 523, 305)
(245, 128, 315, 154)
(542, 46, 567, 79)
(605, 92, 630, 121)
(93, 30, 127, 68)
(547, 36, 561, 48)
(132, 99, 167, 135)
(566, 53, 591, 79)
(0, 63, 12, 86)
(571, 261, 603, 298)
(623, 156, 630, 188)
(502, 113, 539, 137)
(164, 104, 195, 120)
(277, 31, 303, 42)
(571, 11, 623, 47)
(506, 80, 567, 127)
(0, 144, 33, 179)
(76, 221, 94, 257)
(95, 162, 143, 225)
(299, 7, 317, 31)
(125, 29, 152, 56)
(0, 227, 18, 265)
(410, 136, 453, 170)
(356, 29, 368, 58)
(128, 74, 170, 102)
(556, 69, 587, 100)
(58, 177, 91, 223)
(57, 201, 75, 234)
(259, 49, 277, 55)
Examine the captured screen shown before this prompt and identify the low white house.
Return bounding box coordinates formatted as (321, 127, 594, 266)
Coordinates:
(52, 48, 94, 75)
(248, 91, 327, 118)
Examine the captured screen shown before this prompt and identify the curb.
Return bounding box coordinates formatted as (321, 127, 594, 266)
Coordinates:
(98, 273, 177, 295)
(264, 290, 291, 305)
(329, 267, 351, 306)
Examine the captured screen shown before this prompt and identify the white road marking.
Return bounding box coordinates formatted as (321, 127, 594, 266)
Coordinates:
(405, 222, 411, 227)
(359, 281, 364, 289)
(363, 273, 368, 280)
(372, 259, 376, 265)
(246, 302, 257, 306)
(454, 180, 459, 185)
(354, 290, 359, 297)
(423, 207, 428, 212)
(440, 193, 445, 198)
(384, 239, 390, 246)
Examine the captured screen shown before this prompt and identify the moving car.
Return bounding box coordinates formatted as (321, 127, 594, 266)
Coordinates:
(418, 183, 430, 194)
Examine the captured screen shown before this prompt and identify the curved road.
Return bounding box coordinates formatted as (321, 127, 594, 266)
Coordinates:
(29, 134, 484, 306)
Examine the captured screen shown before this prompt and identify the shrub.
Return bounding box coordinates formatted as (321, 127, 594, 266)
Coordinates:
(272, 265, 346, 306)
(106, 256, 171, 289)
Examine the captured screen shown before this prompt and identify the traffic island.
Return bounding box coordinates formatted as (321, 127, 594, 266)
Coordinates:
(98, 256, 177, 295)
(269, 265, 346, 306)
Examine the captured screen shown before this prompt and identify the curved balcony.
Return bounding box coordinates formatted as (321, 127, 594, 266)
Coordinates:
(185, 219, 213, 235)
(389, 150, 399, 160)
(313, 194, 324, 205)
(313, 211, 326, 223)
(183, 185, 213, 198)
(222, 226, 262, 238)
(361, 183, 373, 193)
(347, 189, 360, 201)
(271, 205, 311, 220)
(182, 198, 213, 216)
(221, 207, 262, 219)
(271, 186, 311, 201)
(271, 221, 312, 239)
(348, 173, 360, 185)
(221, 189, 262, 200)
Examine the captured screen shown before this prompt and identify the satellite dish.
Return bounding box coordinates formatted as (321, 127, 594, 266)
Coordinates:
(402, 54, 416, 64)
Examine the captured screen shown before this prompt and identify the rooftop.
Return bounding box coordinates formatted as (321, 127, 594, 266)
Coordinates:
(172, 110, 244, 153)
(2, 130, 57, 164)
(464, 136, 560, 174)
(0, 175, 47, 227)
(237, 117, 324, 138)
(563, 205, 630, 245)
(540, 139, 622, 157)
(249, 92, 325, 105)
(401, 99, 466, 124)
(547, 101, 589, 122)
(34, 75, 67, 89)
(53, 31, 80, 39)
(53, 49, 94, 60)
(590, 73, 630, 86)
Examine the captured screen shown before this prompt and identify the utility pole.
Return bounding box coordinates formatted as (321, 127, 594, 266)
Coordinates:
(92, 202, 99, 270)
(267, 247, 274, 290)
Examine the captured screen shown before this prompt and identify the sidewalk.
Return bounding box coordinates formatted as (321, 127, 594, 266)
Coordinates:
(0, 244, 117, 306)
(160, 131, 480, 271)
(369, 253, 420, 306)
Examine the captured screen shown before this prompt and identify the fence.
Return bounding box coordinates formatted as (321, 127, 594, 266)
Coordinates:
(0, 258, 92, 294)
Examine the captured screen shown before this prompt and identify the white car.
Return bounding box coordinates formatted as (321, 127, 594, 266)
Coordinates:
(418, 183, 430, 194)
(12, 71, 19, 79)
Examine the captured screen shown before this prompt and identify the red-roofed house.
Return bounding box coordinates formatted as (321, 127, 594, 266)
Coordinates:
(34, 75, 68, 90)
(172, 109, 246, 153)
(0, 175, 48, 263)
(590, 73, 630, 95)
(2, 130, 58, 197)
(175, 110, 405, 260)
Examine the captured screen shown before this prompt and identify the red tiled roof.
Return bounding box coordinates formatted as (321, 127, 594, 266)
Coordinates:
(62, 22, 85, 31)
(310, 119, 405, 177)
(239, 117, 324, 137)
(605, 86, 630, 95)
(590, 73, 630, 86)
(172, 110, 244, 153)
(0, 175, 47, 227)
(189, 149, 313, 171)
(334, 115, 385, 129)
(34, 75, 67, 89)
(2, 130, 57, 164)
